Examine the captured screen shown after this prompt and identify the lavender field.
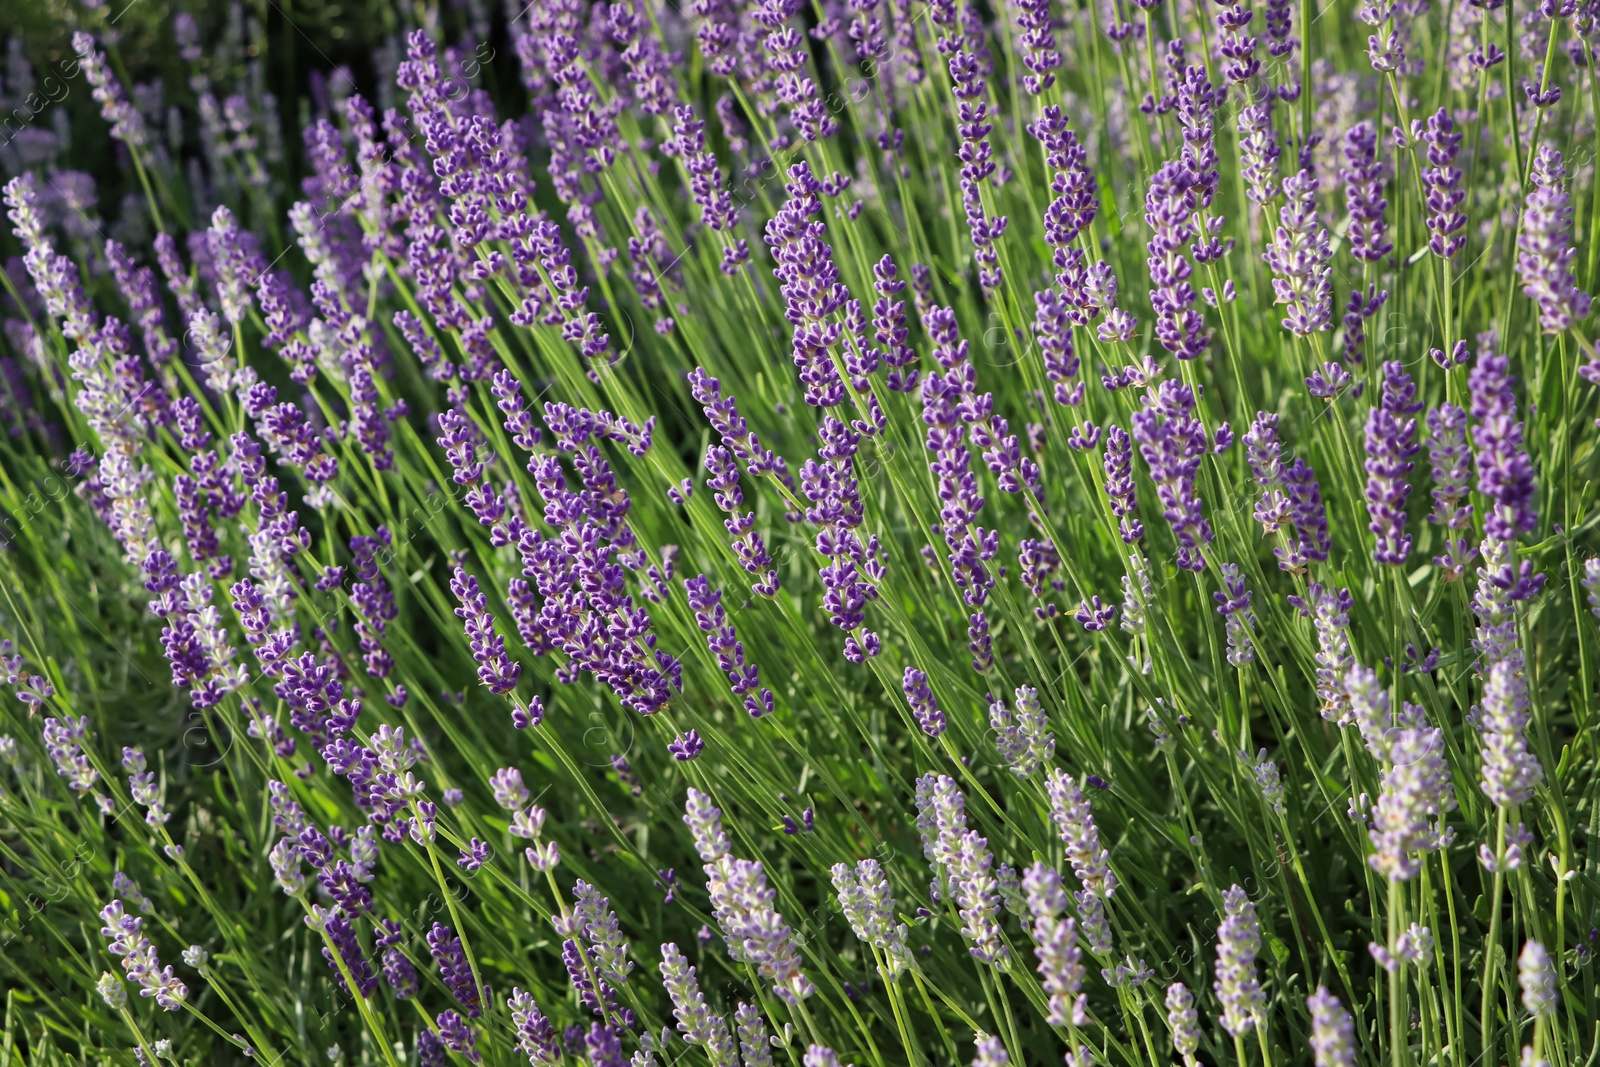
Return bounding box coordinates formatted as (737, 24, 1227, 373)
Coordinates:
(0, 0, 1597, 1065)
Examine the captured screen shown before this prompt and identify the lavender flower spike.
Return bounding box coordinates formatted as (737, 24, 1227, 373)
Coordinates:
(1364, 361, 1421, 564)
(1213, 885, 1264, 1035)
(1479, 660, 1543, 808)
(1166, 982, 1201, 1067)
(831, 859, 910, 974)
(1023, 863, 1084, 1026)
(1046, 769, 1117, 898)
(1519, 147, 1592, 332)
(1264, 169, 1334, 335)
(1518, 940, 1558, 1017)
(1307, 988, 1356, 1067)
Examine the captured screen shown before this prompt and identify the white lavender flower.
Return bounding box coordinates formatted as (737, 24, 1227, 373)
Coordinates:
(1046, 769, 1116, 898)
(97, 971, 128, 1010)
(1213, 885, 1264, 1035)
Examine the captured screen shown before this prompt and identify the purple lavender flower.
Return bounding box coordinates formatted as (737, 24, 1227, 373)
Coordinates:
(1469, 344, 1538, 543)
(686, 574, 774, 717)
(1365, 362, 1422, 564)
(1420, 109, 1466, 259)
(1014, 0, 1061, 92)
(438, 1010, 481, 1064)
(948, 51, 1007, 289)
(509, 988, 561, 1066)
(450, 567, 521, 696)
(1131, 382, 1212, 571)
(427, 923, 481, 1017)
(1341, 122, 1393, 263)
(903, 666, 946, 737)
(1214, 564, 1256, 665)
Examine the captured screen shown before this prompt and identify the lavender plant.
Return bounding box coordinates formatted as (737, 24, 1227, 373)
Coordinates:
(0, 2, 1598, 1067)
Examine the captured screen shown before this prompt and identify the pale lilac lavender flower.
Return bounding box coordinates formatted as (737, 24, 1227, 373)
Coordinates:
(660, 942, 734, 1063)
(41, 716, 98, 793)
(1307, 988, 1355, 1067)
(735, 1004, 772, 1067)
(1264, 169, 1334, 335)
(1426, 403, 1476, 578)
(990, 685, 1053, 778)
(1238, 97, 1281, 204)
(1213, 885, 1264, 1034)
(831, 859, 910, 974)
(953, 830, 1007, 964)
(1024, 863, 1084, 1025)
(99, 899, 187, 1010)
(1518, 940, 1558, 1016)
(574, 880, 633, 984)
(1583, 559, 1600, 617)
(971, 1033, 1007, 1067)
(1214, 564, 1256, 665)
(73, 34, 149, 148)
(1289, 584, 1355, 723)
(1046, 769, 1117, 898)
(1167, 982, 1200, 1067)
(1145, 162, 1208, 361)
(1479, 658, 1543, 807)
